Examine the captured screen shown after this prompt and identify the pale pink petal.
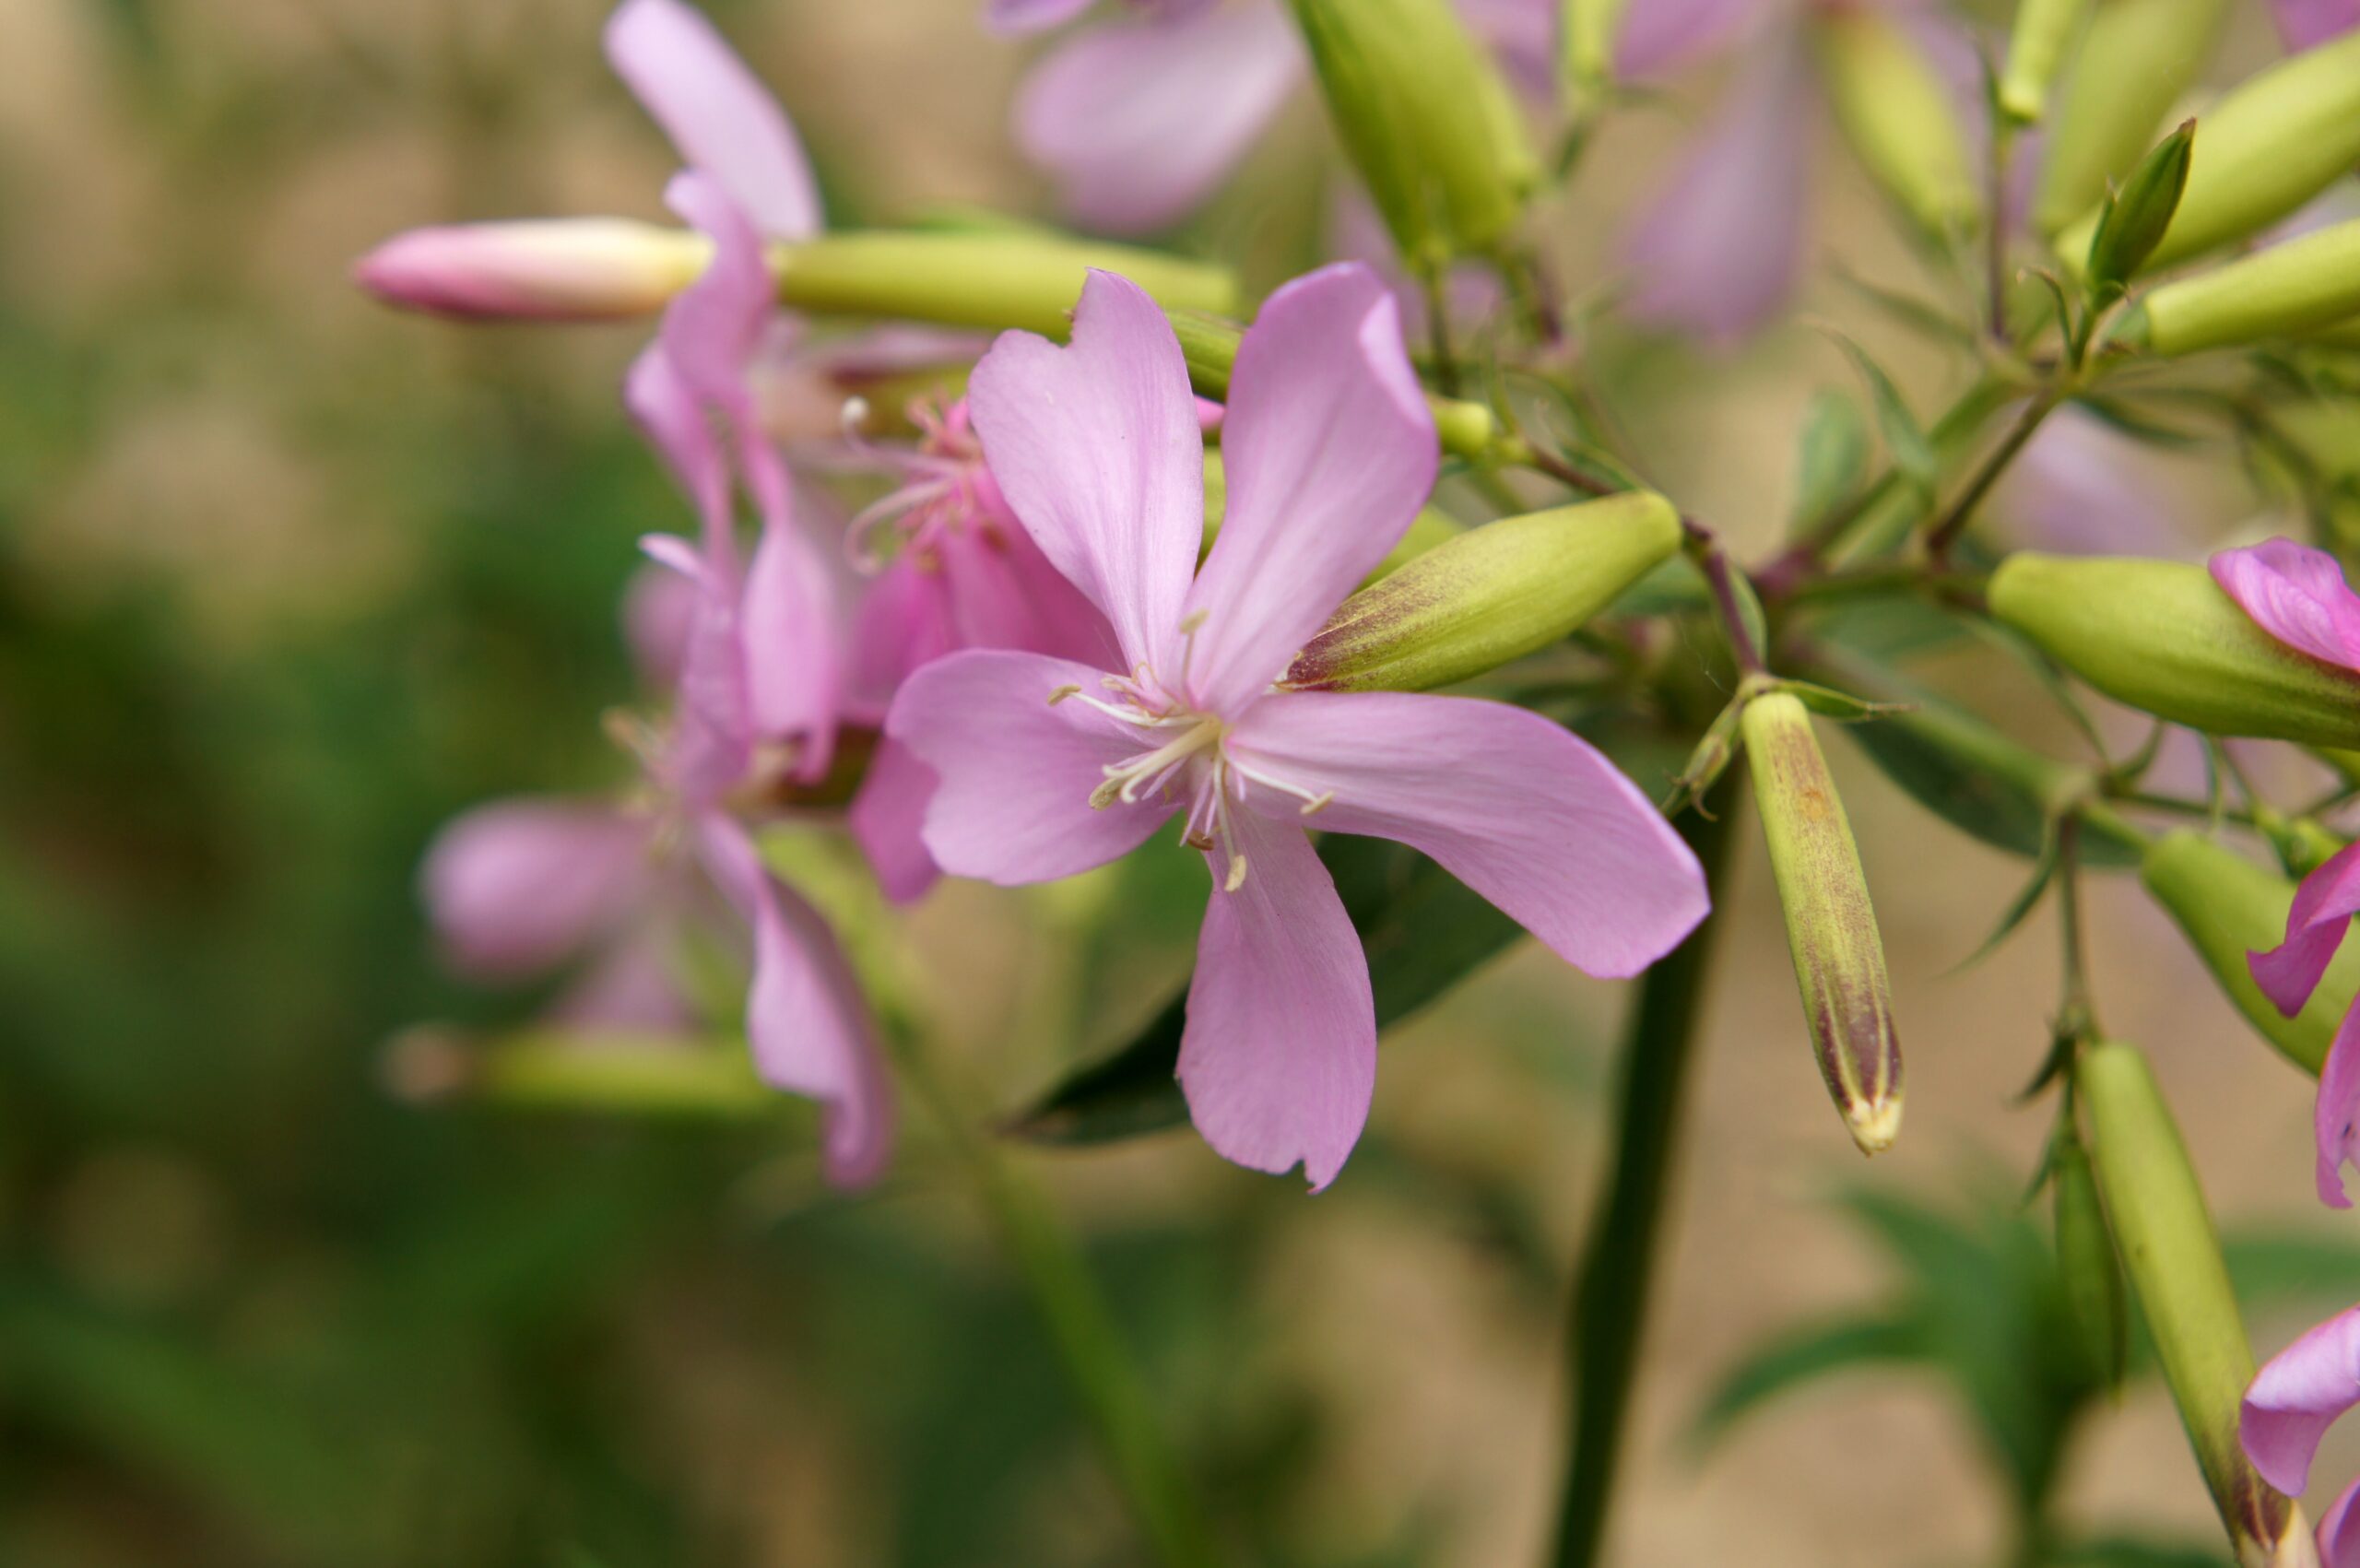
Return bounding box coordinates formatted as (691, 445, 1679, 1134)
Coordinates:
(941, 507, 1122, 669)
(1177, 808, 1375, 1190)
(2245, 1305, 2360, 1494)
(849, 737, 942, 904)
(605, 0, 822, 241)
(986, 0, 1097, 32)
(2212, 538, 2360, 674)
(1015, 0, 1302, 234)
(644, 536, 752, 807)
(1993, 406, 2199, 556)
(1617, 0, 1774, 77)
(654, 172, 774, 419)
(625, 346, 731, 552)
(2274, 0, 2360, 50)
(1231, 691, 1709, 976)
(966, 271, 1203, 674)
(2250, 840, 2360, 1018)
(846, 552, 960, 722)
(740, 499, 840, 782)
(1620, 41, 1813, 347)
(2322, 1008, 2360, 1208)
(886, 649, 1177, 883)
(550, 931, 693, 1032)
(420, 800, 653, 978)
(2321, 1476, 2360, 1567)
(623, 560, 701, 689)
(1182, 265, 1438, 712)
(694, 814, 893, 1185)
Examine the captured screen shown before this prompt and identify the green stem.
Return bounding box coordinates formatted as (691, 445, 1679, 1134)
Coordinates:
(1547, 779, 1740, 1568)
(894, 1035, 1227, 1568)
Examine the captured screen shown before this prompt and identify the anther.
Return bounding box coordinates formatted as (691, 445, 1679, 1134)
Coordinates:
(1047, 683, 1081, 705)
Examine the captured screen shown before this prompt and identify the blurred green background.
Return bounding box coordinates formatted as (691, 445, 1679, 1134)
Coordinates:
(4, 2, 2358, 1563)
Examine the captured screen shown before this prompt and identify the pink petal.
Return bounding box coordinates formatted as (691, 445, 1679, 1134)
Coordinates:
(420, 800, 653, 978)
(1230, 691, 1709, 976)
(846, 553, 961, 723)
(943, 489, 1121, 668)
(966, 271, 1203, 675)
(850, 737, 943, 904)
(625, 346, 732, 551)
(885, 649, 1177, 883)
(623, 559, 701, 689)
(644, 536, 754, 808)
(1015, 0, 1302, 234)
(1182, 264, 1438, 713)
(740, 498, 840, 782)
(1177, 808, 1375, 1190)
(1993, 405, 2198, 556)
(2322, 1475, 2360, 1567)
(2274, 0, 2360, 50)
(2245, 1305, 2360, 1494)
(694, 813, 893, 1186)
(2212, 538, 2360, 674)
(2322, 1007, 2360, 1208)
(653, 172, 774, 420)
(1616, 0, 1772, 77)
(985, 0, 1097, 32)
(1619, 41, 1813, 347)
(551, 931, 693, 1032)
(2250, 840, 2360, 1019)
(605, 0, 822, 241)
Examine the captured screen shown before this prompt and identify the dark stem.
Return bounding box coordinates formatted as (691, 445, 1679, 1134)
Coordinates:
(1986, 122, 2015, 347)
(1926, 390, 2060, 564)
(1424, 268, 1462, 397)
(1683, 520, 1766, 674)
(1546, 782, 1740, 1568)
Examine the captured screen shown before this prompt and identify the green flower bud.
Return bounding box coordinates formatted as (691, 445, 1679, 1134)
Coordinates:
(2058, 33, 2360, 278)
(1286, 0, 1540, 267)
(1999, 0, 2094, 125)
(1283, 493, 1679, 692)
(2140, 831, 2360, 1077)
(772, 230, 1237, 336)
(2032, 0, 2226, 237)
(2078, 1042, 2304, 1562)
(2117, 219, 2360, 358)
(2052, 1129, 2128, 1391)
(1562, 0, 1631, 97)
(1815, 9, 1979, 237)
(2082, 119, 2194, 298)
(1988, 552, 2360, 749)
(1742, 691, 1905, 1155)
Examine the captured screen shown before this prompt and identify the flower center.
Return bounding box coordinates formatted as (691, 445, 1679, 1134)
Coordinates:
(841, 395, 1010, 572)
(1049, 619, 1334, 891)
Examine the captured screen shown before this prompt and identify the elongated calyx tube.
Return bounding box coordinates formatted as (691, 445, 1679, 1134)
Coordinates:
(1562, 0, 1630, 99)
(1814, 8, 1977, 237)
(2118, 220, 2360, 358)
(2033, 0, 2226, 236)
(1283, 493, 1680, 693)
(2079, 1043, 2309, 1564)
(1286, 0, 1539, 268)
(1989, 553, 2360, 749)
(357, 223, 1239, 333)
(1999, 0, 2093, 125)
(2057, 33, 2360, 278)
(1741, 691, 1904, 1155)
(2141, 831, 2360, 1077)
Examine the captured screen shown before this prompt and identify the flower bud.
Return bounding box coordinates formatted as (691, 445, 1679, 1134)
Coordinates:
(357, 222, 1240, 334)
(2082, 119, 2194, 298)
(1562, 0, 1630, 97)
(1988, 553, 2360, 749)
(1741, 691, 1904, 1155)
(2057, 33, 2360, 277)
(1284, 493, 1680, 693)
(2140, 830, 2360, 1076)
(2116, 220, 2360, 358)
(2052, 1129, 2128, 1390)
(1286, 0, 1540, 267)
(1999, 0, 2094, 126)
(2032, 0, 2226, 236)
(354, 219, 709, 320)
(1814, 9, 1978, 237)
(2078, 1042, 2306, 1561)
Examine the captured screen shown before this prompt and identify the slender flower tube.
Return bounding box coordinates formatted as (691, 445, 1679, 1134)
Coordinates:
(2119, 221, 2360, 358)
(2032, 0, 2227, 236)
(1740, 690, 1904, 1154)
(887, 264, 1708, 1187)
(1814, 6, 1977, 238)
(1998, 0, 2092, 125)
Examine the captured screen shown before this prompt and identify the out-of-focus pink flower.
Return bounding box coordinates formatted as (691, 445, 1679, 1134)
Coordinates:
(2246, 1306, 2360, 1550)
(2217, 538, 2360, 1206)
(887, 265, 1708, 1187)
(2323, 1477, 2360, 1566)
(1992, 407, 2201, 557)
(2273, 0, 2360, 52)
(421, 800, 657, 979)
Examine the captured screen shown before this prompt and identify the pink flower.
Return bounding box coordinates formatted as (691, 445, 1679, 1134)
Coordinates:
(2216, 538, 2360, 1207)
(2273, 0, 2360, 52)
(2245, 1306, 2360, 1561)
(885, 264, 1709, 1187)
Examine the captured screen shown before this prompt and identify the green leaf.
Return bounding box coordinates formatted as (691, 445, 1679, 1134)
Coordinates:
(1005, 834, 1522, 1145)
(1689, 1313, 1930, 1448)
(1788, 389, 1871, 537)
(1828, 331, 1938, 505)
(1946, 829, 2060, 973)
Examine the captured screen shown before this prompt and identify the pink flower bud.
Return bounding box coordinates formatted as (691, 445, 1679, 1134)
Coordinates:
(353, 218, 707, 322)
